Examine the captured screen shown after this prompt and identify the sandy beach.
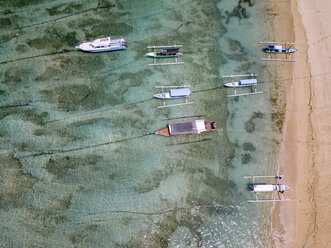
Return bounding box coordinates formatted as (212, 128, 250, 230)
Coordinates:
(271, 0, 331, 247)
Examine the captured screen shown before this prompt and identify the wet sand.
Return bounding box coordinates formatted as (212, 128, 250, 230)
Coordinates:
(271, 0, 331, 247)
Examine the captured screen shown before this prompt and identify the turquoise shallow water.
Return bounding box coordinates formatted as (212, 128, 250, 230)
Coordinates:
(0, 0, 277, 247)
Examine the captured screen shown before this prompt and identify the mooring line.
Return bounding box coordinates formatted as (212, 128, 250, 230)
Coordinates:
(16, 132, 156, 159)
(0, 49, 76, 65)
(2, 5, 111, 33)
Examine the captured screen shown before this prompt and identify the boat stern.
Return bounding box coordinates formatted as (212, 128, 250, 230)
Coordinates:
(146, 52, 156, 57)
(224, 82, 237, 87)
(205, 121, 216, 132)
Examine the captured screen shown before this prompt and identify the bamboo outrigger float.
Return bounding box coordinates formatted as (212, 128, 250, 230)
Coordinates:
(146, 45, 184, 66)
(260, 41, 297, 62)
(155, 120, 216, 136)
(222, 73, 263, 97)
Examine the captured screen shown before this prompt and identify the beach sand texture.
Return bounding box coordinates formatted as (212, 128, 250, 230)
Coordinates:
(272, 0, 331, 247)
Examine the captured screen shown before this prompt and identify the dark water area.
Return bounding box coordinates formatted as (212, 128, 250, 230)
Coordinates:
(0, 0, 275, 247)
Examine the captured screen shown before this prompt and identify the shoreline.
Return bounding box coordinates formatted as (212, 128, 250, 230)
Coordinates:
(271, 0, 331, 247)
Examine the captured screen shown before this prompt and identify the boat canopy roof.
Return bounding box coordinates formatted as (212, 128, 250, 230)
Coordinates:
(268, 45, 282, 49)
(239, 79, 257, 85)
(109, 41, 121, 47)
(168, 120, 206, 135)
(170, 88, 190, 97)
(164, 48, 180, 53)
(253, 184, 277, 192)
(91, 37, 111, 46)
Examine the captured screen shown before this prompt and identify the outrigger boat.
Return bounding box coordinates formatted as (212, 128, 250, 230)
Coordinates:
(146, 48, 182, 58)
(75, 37, 127, 52)
(260, 41, 296, 62)
(154, 86, 193, 108)
(146, 45, 184, 66)
(224, 78, 257, 88)
(155, 120, 216, 136)
(243, 175, 290, 203)
(263, 45, 297, 54)
(222, 73, 263, 97)
(154, 88, 190, 99)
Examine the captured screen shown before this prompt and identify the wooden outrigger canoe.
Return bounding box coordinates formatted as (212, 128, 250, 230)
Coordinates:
(155, 120, 216, 137)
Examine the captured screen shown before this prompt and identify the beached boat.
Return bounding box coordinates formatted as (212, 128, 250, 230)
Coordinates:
(249, 184, 290, 193)
(75, 37, 127, 52)
(146, 48, 182, 58)
(263, 45, 297, 54)
(244, 175, 290, 202)
(153, 88, 190, 99)
(224, 78, 257, 88)
(155, 120, 216, 136)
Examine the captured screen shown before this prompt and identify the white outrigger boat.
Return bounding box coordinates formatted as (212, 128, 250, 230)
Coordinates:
(224, 78, 257, 88)
(222, 73, 263, 97)
(75, 37, 127, 52)
(154, 86, 193, 108)
(244, 175, 290, 203)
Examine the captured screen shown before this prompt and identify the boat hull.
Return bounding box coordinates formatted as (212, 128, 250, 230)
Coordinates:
(153, 93, 170, 99)
(155, 121, 216, 137)
(153, 93, 187, 99)
(76, 38, 127, 52)
(146, 52, 182, 58)
(79, 47, 126, 52)
(263, 48, 297, 54)
(224, 82, 257, 87)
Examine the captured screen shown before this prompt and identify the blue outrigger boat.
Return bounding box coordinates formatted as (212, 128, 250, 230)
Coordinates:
(154, 86, 193, 108)
(153, 88, 190, 99)
(264, 45, 297, 54)
(260, 41, 297, 62)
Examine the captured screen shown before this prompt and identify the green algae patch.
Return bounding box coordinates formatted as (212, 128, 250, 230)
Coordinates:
(0, 154, 37, 210)
(0, 18, 11, 28)
(244, 112, 263, 133)
(243, 142, 256, 151)
(0, 0, 45, 8)
(241, 153, 252, 164)
(45, 154, 102, 180)
(3, 66, 30, 84)
(27, 27, 78, 51)
(46, 3, 82, 16)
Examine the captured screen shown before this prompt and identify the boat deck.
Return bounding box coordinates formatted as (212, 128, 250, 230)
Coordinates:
(155, 121, 216, 137)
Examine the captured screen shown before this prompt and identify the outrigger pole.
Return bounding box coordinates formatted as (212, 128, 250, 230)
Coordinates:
(222, 73, 258, 78)
(259, 41, 295, 45)
(243, 175, 284, 184)
(155, 85, 191, 88)
(248, 199, 290, 203)
(147, 45, 183, 49)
